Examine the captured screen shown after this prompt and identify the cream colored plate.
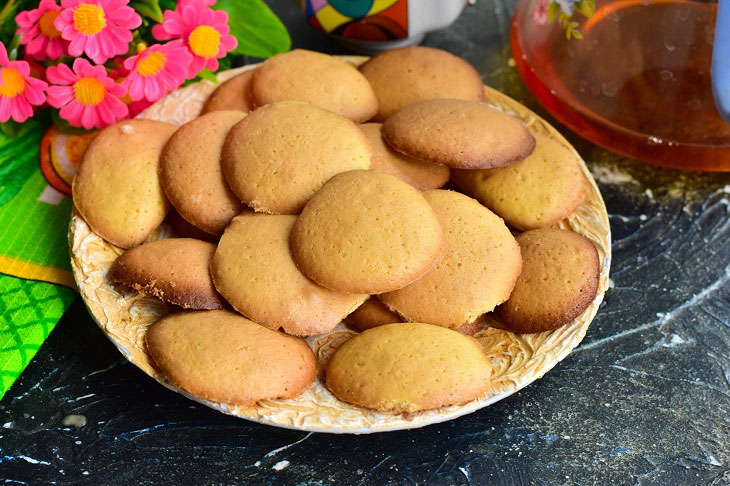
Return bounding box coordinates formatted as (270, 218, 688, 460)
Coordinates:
(69, 57, 611, 434)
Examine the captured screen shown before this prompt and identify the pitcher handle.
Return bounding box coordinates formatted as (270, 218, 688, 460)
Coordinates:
(713, 0, 730, 122)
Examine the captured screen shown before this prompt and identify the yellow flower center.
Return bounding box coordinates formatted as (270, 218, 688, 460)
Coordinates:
(73, 4, 106, 36)
(188, 25, 219, 58)
(74, 77, 106, 105)
(137, 51, 166, 77)
(39, 10, 62, 39)
(0, 68, 25, 98)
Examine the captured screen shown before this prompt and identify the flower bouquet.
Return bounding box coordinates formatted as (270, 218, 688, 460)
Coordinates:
(0, 0, 290, 133)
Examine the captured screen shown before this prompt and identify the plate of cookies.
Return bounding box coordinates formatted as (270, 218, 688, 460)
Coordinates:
(69, 48, 610, 433)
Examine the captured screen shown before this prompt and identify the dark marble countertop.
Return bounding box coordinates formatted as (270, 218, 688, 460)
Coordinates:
(2, 1, 729, 484)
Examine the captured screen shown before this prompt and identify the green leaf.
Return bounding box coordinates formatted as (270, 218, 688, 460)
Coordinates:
(0, 0, 17, 27)
(547, 2, 561, 23)
(197, 67, 219, 83)
(558, 12, 570, 28)
(214, 0, 291, 58)
(574, 0, 595, 19)
(130, 0, 164, 23)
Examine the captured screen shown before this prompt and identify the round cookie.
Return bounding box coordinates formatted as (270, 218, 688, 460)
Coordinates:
(211, 213, 368, 336)
(496, 228, 600, 334)
(72, 119, 177, 248)
(290, 170, 445, 294)
(222, 102, 372, 214)
(451, 131, 586, 230)
(360, 123, 450, 190)
(344, 297, 401, 332)
(325, 322, 493, 413)
(382, 99, 536, 169)
(456, 315, 486, 336)
(109, 238, 225, 309)
(166, 210, 217, 243)
(201, 70, 255, 114)
(250, 49, 378, 122)
(346, 297, 484, 335)
(160, 110, 246, 235)
(146, 310, 317, 406)
(380, 190, 522, 329)
(359, 46, 485, 120)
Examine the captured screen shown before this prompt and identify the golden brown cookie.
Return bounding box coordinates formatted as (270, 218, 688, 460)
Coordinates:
(457, 315, 486, 336)
(290, 170, 445, 294)
(109, 238, 225, 309)
(345, 297, 485, 334)
(344, 297, 400, 332)
(211, 213, 368, 336)
(380, 190, 522, 329)
(146, 310, 317, 406)
(201, 70, 255, 114)
(166, 210, 217, 243)
(360, 123, 449, 190)
(72, 119, 176, 248)
(250, 49, 377, 122)
(222, 102, 372, 214)
(497, 228, 600, 334)
(160, 110, 246, 235)
(382, 99, 536, 169)
(325, 322, 493, 413)
(451, 132, 586, 230)
(359, 46, 485, 120)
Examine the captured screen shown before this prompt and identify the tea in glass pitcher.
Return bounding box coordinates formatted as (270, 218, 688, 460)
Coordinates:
(512, 0, 730, 171)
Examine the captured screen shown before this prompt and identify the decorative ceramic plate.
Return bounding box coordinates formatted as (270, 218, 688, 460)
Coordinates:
(69, 57, 611, 434)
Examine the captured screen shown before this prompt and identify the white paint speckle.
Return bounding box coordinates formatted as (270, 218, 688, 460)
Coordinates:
(707, 452, 722, 466)
(639, 214, 648, 221)
(17, 455, 51, 465)
(121, 124, 133, 134)
(62, 415, 87, 428)
(82, 471, 90, 476)
(608, 278, 615, 289)
(254, 461, 261, 467)
(2, 422, 12, 429)
(664, 334, 687, 347)
(644, 188, 654, 199)
(591, 165, 638, 186)
(272, 460, 290, 471)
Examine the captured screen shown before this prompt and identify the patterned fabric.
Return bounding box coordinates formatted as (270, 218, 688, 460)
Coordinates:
(0, 276, 74, 395)
(0, 122, 80, 399)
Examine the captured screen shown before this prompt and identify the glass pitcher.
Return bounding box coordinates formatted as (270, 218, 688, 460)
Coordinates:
(512, 0, 730, 171)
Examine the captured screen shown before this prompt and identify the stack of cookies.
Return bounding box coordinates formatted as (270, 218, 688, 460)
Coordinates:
(72, 47, 600, 415)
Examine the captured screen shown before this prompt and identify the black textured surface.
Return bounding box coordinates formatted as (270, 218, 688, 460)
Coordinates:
(2, 1, 730, 484)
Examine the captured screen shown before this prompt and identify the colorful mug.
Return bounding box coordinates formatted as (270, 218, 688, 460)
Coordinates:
(300, 0, 472, 54)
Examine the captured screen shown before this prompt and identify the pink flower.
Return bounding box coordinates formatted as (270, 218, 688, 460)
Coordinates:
(532, 0, 550, 25)
(0, 43, 47, 122)
(54, 0, 142, 64)
(46, 58, 128, 129)
(121, 42, 192, 102)
(152, 1, 237, 78)
(15, 0, 68, 60)
(107, 57, 154, 116)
